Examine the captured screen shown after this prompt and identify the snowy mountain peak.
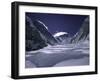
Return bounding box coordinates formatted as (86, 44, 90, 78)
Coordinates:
(70, 17, 89, 43)
(37, 20, 48, 30)
(54, 32, 68, 37)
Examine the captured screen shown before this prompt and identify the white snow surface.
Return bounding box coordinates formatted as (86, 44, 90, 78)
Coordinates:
(38, 20, 48, 30)
(25, 40, 89, 68)
(54, 57, 89, 67)
(54, 32, 68, 37)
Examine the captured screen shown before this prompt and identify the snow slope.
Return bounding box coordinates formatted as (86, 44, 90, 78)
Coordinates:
(25, 40, 89, 68)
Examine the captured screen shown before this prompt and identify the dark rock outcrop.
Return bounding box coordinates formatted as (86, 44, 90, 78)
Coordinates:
(26, 16, 47, 51)
(70, 17, 89, 43)
(33, 20, 58, 45)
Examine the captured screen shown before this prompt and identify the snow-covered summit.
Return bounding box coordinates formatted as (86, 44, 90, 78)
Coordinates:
(54, 32, 68, 37)
(37, 20, 48, 30)
(70, 17, 89, 43)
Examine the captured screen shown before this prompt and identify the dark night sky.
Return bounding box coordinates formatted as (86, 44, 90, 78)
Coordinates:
(26, 12, 88, 36)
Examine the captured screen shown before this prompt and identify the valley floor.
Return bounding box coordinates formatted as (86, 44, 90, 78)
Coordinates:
(25, 41, 89, 68)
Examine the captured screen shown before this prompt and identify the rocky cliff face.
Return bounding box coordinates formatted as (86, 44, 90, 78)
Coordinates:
(26, 16, 59, 51)
(33, 20, 58, 45)
(26, 16, 47, 51)
(70, 17, 89, 43)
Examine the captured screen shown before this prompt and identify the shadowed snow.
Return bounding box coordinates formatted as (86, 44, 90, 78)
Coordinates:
(25, 41, 89, 68)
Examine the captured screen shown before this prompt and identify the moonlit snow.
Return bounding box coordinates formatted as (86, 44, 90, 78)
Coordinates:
(25, 16, 89, 68)
(54, 32, 68, 37)
(25, 40, 89, 68)
(38, 20, 48, 30)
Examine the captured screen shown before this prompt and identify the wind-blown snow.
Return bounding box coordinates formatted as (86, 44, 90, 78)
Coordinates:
(54, 32, 68, 37)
